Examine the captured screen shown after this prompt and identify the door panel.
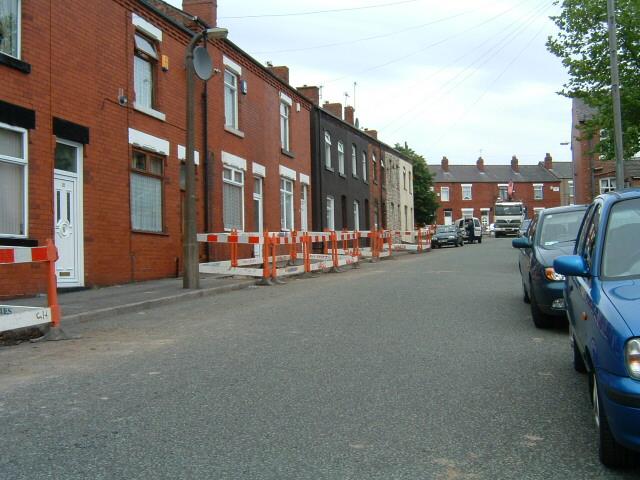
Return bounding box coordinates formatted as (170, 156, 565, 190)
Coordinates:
(54, 177, 78, 283)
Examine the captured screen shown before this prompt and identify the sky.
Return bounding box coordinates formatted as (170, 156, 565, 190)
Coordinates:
(166, 0, 573, 166)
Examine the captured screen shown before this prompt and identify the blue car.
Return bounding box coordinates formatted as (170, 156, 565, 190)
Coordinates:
(512, 205, 588, 328)
(554, 189, 640, 467)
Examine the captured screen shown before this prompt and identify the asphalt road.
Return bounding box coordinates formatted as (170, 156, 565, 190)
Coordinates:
(1, 237, 638, 479)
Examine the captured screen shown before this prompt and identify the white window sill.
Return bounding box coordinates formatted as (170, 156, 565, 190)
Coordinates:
(134, 103, 166, 122)
(225, 126, 245, 138)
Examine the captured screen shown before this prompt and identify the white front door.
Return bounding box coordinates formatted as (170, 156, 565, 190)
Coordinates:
(54, 140, 84, 287)
(300, 184, 308, 232)
(253, 176, 263, 257)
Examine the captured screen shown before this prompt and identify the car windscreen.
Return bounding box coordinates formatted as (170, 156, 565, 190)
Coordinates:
(538, 210, 585, 248)
(436, 226, 455, 233)
(495, 205, 522, 216)
(602, 198, 640, 279)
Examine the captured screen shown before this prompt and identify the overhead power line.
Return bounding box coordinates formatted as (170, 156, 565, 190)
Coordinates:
(381, 0, 552, 134)
(219, 0, 422, 19)
(319, 0, 533, 85)
(250, 11, 471, 55)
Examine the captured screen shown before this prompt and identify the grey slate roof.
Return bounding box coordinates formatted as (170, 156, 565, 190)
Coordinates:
(625, 158, 640, 178)
(428, 164, 560, 183)
(547, 162, 573, 179)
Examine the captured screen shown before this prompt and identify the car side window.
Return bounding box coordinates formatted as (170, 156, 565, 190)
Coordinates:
(581, 205, 601, 270)
(528, 216, 538, 241)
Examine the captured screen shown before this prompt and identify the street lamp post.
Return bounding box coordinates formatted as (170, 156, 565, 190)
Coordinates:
(184, 27, 228, 289)
(606, 0, 625, 190)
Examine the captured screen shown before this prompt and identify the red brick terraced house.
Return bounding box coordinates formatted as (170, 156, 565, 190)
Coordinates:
(428, 155, 562, 228)
(0, 0, 311, 298)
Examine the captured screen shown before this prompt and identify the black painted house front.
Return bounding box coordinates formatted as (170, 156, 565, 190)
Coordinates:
(310, 106, 373, 232)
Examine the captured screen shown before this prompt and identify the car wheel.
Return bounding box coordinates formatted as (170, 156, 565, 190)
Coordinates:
(592, 372, 635, 467)
(530, 287, 554, 329)
(478, 236, 482, 244)
(522, 281, 530, 304)
(572, 336, 587, 373)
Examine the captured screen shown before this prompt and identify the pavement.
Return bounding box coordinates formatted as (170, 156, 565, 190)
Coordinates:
(3, 274, 257, 325)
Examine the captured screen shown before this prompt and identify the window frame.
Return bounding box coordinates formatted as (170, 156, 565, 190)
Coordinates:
(353, 200, 360, 230)
(441, 186, 449, 202)
(224, 68, 239, 130)
(133, 32, 159, 112)
(337, 141, 345, 175)
(280, 177, 294, 231)
(0, 122, 28, 237)
(130, 149, 165, 233)
(351, 144, 358, 177)
(599, 177, 616, 194)
(533, 183, 544, 200)
(462, 184, 472, 200)
(280, 100, 290, 151)
(362, 151, 367, 182)
(324, 131, 332, 170)
(372, 153, 378, 183)
(222, 165, 245, 231)
(326, 195, 335, 231)
(0, 0, 21, 60)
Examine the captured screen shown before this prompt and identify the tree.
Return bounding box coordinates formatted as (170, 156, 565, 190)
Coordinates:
(394, 143, 439, 225)
(547, 0, 640, 160)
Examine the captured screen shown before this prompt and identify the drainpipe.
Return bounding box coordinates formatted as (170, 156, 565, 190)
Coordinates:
(202, 83, 210, 262)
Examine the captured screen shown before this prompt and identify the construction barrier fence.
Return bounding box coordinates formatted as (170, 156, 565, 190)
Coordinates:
(0, 240, 61, 334)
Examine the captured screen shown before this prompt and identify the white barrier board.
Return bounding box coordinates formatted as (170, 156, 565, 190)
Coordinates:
(0, 305, 51, 333)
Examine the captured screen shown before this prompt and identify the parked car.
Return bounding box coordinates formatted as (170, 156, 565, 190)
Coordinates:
(518, 219, 531, 237)
(431, 225, 464, 248)
(454, 217, 482, 244)
(512, 204, 587, 328)
(554, 190, 640, 467)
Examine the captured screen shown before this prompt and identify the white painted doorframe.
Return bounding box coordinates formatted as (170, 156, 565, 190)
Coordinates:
(53, 139, 84, 287)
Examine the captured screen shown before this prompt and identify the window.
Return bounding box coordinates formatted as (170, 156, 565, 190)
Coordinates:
(280, 178, 294, 231)
(461, 208, 474, 219)
(0, 124, 27, 236)
(362, 152, 367, 182)
(223, 166, 244, 230)
(224, 69, 238, 129)
(351, 144, 357, 177)
(338, 141, 345, 175)
(578, 204, 601, 271)
(533, 183, 543, 200)
(600, 177, 616, 194)
(498, 185, 508, 200)
(324, 132, 332, 169)
(0, 0, 20, 59)
(404, 205, 408, 230)
(300, 184, 308, 231)
(403, 168, 407, 190)
(280, 101, 290, 151)
(441, 186, 449, 202)
(326, 195, 335, 230)
(372, 154, 377, 182)
(409, 172, 412, 193)
(353, 201, 360, 230)
(131, 150, 164, 232)
(134, 33, 158, 110)
(462, 184, 472, 200)
(253, 176, 263, 233)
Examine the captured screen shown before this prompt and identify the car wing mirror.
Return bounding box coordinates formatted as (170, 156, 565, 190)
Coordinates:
(512, 237, 532, 249)
(554, 255, 590, 277)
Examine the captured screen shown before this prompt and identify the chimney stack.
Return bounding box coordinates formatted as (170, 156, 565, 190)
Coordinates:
(267, 65, 289, 84)
(441, 156, 449, 172)
(543, 152, 553, 170)
(510, 155, 520, 173)
(322, 101, 343, 120)
(476, 156, 485, 172)
(364, 128, 378, 139)
(344, 106, 355, 125)
(182, 0, 217, 27)
(297, 85, 319, 106)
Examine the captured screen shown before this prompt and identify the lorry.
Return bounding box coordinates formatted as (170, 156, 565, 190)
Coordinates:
(493, 201, 525, 237)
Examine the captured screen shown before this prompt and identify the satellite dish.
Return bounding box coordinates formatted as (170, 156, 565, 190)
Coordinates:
(193, 46, 213, 81)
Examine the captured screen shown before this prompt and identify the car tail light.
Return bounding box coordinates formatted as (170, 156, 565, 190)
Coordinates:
(625, 339, 640, 380)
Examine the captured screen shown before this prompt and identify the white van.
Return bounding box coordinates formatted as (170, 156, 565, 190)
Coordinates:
(454, 217, 483, 244)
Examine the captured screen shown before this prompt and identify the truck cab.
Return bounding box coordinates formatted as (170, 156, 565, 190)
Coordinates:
(494, 202, 524, 237)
